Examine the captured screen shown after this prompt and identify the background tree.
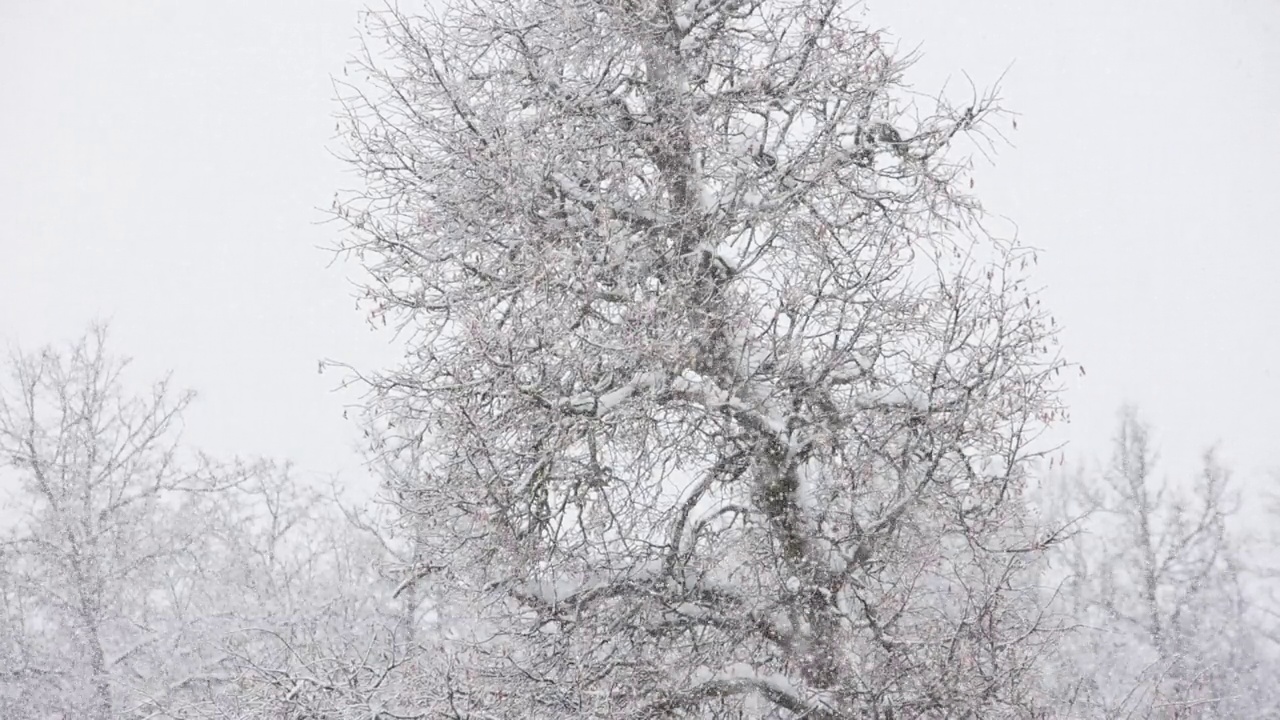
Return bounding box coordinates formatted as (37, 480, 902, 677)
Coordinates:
(187, 473, 410, 720)
(0, 327, 238, 718)
(1040, 407, 1280, 718)
(334, 0, 1067, 716)
(0, 328, 404, 719)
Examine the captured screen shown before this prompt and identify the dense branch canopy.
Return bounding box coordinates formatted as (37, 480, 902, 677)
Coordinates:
(334, 0, 1065, 717)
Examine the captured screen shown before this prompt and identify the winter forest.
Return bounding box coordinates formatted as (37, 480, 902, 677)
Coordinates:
(3, 0, 1279, 718)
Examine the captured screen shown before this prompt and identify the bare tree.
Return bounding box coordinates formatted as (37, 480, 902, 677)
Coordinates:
(0, 327, 241, 718)
(192, 469, 415, 720)
(1043, 407, 1279, 718)
(0, 329, 396, 720)
(332, 0, 1066, 716)
(0, 329, 431, 719)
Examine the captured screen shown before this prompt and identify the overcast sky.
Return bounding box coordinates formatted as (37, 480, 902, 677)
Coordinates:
(2, 1, 1277, 494)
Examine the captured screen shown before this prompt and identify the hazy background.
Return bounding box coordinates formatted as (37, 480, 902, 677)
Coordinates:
(2, 0, 1277, 495)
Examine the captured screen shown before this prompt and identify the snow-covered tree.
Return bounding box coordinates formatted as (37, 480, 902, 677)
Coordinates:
(333, 0, 1066, 716)
(183, 473, 412, 720)
(141, 463, 403, 720)
(0, 327, 243, 718)
(0, 328, 406, 719)
(1042, 407, 1280, 718)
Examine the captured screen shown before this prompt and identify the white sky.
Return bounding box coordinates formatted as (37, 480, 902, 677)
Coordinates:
(2, 1, 1278, 493)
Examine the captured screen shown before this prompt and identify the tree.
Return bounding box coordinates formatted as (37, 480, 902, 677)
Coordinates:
(334, 0, 1066, 716)
(0, 326, 416, 719)
(191, 468, 419, 720)
(0, 327, 240, 718)
(1042, 407, 1279, 718)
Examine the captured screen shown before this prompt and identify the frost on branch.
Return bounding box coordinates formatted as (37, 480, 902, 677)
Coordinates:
(333, 0, 1066, 716)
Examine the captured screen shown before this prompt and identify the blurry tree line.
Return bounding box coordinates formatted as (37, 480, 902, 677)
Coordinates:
(3, 330, 1277, 717)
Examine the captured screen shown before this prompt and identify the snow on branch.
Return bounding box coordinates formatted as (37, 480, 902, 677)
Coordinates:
(650, 663, 837, 719)
(559, 371, 667, 416)
(548, 171, 670, 228)
(511, 563, 797, 650)
(854, 385, 929, 413)
(692, 240, 743, 276)
(512, 560, 667, 611)
(555, 369, 790, 443)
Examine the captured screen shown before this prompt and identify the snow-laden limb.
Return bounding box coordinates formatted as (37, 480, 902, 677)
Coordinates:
(555, 368, 794, 443)
(693, 238, 744, 274)
(507, 558, 798, 651)
(511, 559, 665, 610)
(560, 370, 667, 417)
(547, 171, 671, 229)
(854, 384, 929, 413)
(650, 663, 838, 719)
(829, 352, 876, 384)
